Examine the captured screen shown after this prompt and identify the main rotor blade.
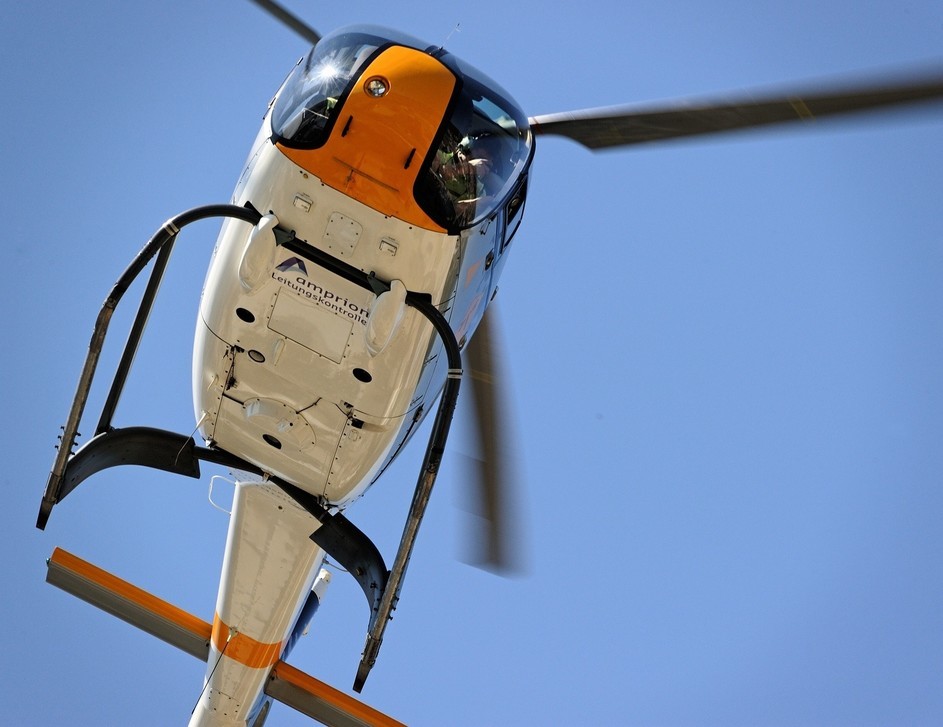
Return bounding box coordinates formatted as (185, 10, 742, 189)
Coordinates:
(247, 0, 321, 47)
(529, 71, 943, 149)
(464, 309, 515, 572)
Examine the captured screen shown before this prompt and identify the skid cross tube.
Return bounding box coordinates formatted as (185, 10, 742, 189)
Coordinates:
(37, 205, 262, 529)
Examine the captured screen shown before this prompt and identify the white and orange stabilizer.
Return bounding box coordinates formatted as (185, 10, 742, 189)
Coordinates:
(45, 548, 404, 727)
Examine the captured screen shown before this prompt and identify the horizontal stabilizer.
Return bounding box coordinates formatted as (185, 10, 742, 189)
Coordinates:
(45, 548, 404, 726)
(46, 547, 211, 659)
(267, 662, 405, 727)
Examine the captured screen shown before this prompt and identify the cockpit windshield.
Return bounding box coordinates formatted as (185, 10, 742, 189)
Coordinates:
(271, 26, 533, 232)
(416, 79, 532, 230)
(272, 31, 386, 147)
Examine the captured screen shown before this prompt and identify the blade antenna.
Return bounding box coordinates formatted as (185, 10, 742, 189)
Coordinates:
(247, 0, 322, 47)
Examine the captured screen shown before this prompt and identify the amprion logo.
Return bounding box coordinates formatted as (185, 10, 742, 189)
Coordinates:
(271, 257, 369, 326)
(276, 257, 309, 275)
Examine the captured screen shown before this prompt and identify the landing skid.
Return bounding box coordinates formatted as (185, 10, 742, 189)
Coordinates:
(37, 204, 464, 692)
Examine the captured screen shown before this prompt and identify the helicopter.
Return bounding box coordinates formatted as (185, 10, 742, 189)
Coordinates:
(30, 1, 943, 725)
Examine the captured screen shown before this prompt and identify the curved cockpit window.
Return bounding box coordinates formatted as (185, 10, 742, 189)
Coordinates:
(272, 31, 386, 148)
(416, 78, 532, 231)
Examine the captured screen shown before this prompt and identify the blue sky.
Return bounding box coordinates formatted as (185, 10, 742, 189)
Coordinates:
(2, 1, 942, 725)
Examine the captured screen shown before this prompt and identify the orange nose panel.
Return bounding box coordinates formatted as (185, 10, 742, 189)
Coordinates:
(277, 46, 456, 232)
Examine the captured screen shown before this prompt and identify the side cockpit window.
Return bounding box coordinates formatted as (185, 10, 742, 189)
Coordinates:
(503, 177, 528, 250)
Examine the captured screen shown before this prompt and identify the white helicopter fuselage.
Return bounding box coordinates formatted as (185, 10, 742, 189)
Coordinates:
(186, 28, 532, 723)
(193, 133, 462, 505)
(188, 126, 465, 727)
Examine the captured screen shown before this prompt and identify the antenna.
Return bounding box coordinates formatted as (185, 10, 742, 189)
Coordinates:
(442, 22, 461, 47)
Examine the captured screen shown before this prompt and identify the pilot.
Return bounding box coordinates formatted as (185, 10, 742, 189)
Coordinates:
(466, 133, 504, 197)
(429, 131, 506, 225)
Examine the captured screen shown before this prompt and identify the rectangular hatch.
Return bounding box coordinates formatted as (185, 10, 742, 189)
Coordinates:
(268, 288, 353, 363)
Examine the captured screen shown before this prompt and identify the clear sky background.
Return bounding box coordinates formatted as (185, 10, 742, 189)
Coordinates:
(2, 1, 942, 725)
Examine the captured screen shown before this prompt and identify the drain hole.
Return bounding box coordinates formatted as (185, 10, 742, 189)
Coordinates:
(262, 434, 282, 449)
(353, 368, 372, 383)
(236, 307, 255, 323)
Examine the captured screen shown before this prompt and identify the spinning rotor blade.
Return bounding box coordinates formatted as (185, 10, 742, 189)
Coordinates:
(248, 0, 322, 46)
(529, 71, 943, 149)
(464, 310, 516, 572)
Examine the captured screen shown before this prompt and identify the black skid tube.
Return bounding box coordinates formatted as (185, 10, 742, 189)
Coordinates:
(37, 205, 262, 529)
